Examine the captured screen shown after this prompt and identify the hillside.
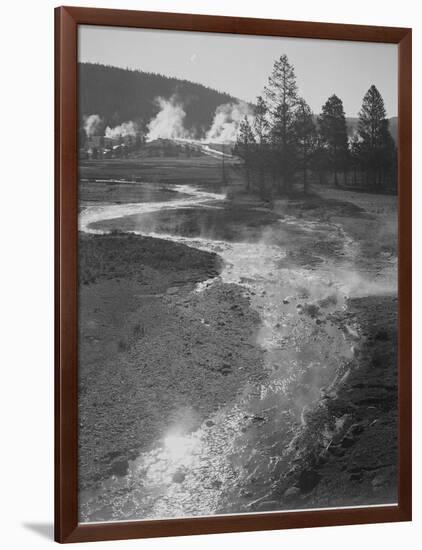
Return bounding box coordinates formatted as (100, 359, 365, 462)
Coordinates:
(78, 63, 238, 139)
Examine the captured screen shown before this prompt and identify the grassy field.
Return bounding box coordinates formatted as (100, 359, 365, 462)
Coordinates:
(79, 156, 242, 189)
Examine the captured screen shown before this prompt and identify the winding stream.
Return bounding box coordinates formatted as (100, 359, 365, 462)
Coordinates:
(78, 183, 393, 522)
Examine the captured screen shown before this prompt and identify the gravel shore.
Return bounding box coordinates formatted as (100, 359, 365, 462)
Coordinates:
(257, 294, 398, 510)
(78, 233, 265, 492)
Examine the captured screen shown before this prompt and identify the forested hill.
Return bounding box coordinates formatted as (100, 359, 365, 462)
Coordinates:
(78, 62, 238, 137)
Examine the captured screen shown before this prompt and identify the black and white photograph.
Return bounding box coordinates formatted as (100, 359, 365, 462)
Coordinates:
(77, 25, 399, 523)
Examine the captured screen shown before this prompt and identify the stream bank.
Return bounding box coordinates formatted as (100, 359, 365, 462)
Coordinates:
(78, 182, 398, 521)
(78, 232, 266, 520)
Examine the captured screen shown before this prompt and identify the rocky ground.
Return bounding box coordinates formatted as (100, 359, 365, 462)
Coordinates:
(238, 294, 398, 512)
(300, 294, 398, 507)
(78, 233, 265, 491)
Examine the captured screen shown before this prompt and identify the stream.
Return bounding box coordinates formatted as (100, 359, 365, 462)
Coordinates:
(78, 183, 390, 522)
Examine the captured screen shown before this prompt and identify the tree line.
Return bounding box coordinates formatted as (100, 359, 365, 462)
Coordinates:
(234, 55, 397, 197)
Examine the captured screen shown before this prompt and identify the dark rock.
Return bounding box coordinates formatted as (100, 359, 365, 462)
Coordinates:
(110, 459, 129, 477)
(302, 303, 321, 318)
(375, 329, 389, 341)
(172, 470, 186, 483)
(341, 436, 355, 448)
(220, 363, 232, 376)
(298, 469, 322, 493)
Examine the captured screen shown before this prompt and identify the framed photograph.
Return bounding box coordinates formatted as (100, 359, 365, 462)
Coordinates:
(55, 6, 412, 543)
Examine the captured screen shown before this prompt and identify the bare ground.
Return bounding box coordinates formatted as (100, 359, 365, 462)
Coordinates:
(78, 233, 265, 492)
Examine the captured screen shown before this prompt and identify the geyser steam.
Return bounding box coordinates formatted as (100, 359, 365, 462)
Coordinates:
(84, 114, 103, 137)
(105, 121, 138, 139)
(206, 101, 254, 143)
(83, 99, 254, 145)
(146, 96, 190, 141)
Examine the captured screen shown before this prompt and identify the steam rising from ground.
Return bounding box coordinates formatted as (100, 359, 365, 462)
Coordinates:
(146, 96, 190, 141)
(105, 121, 138, 139)
(84, 99, 253, 144)
(205, 101, 254, 143)
(83, 114, 103, 137)
(145, 97, 253, 143)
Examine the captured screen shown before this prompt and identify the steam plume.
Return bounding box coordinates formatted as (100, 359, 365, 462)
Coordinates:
(105, 121, 138, 140)
(84, 114, 103, 137)
(205, 102, 254, 143)
(146, 96, 189, 141)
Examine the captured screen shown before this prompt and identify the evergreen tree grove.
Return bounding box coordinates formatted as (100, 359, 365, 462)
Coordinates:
(235, 116, 256, 191)
(318, 95, 349, 187)
(233, 59, 397, 196)
(294, 98, 317, 193)
(355, 85, 397, 191)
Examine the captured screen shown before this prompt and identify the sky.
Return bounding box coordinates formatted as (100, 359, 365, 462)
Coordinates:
(79, 25, 398, 118)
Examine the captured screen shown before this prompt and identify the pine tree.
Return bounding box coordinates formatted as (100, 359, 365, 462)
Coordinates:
(253, 96, 270, 198)
(318, 94, 349, 187)
(253, 96, 269, 145)
(310, 134, 329, 186)
(381, 129, 397, 193)
(350, 133, 363, 187)
(236, 116, 256, 191)
(264, 55, 299, 193)
(357, 85, 395, 191)
(294, 98, 316, 193)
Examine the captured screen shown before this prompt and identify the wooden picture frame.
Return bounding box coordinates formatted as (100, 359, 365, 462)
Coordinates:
(55, 5, 412, 543)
